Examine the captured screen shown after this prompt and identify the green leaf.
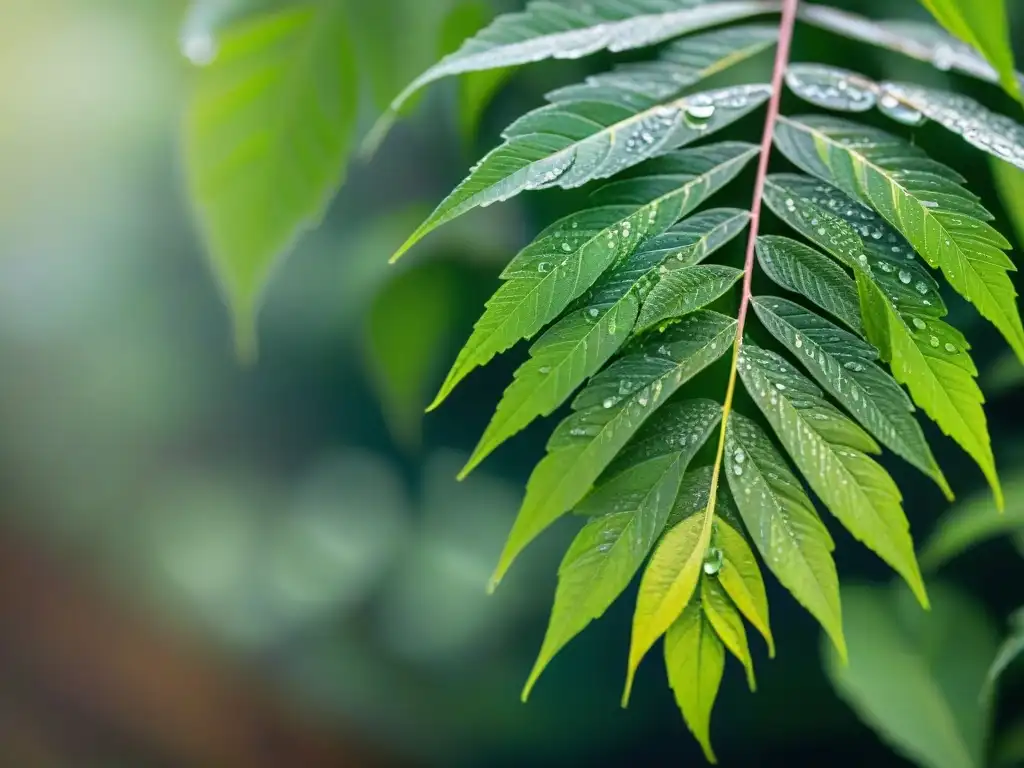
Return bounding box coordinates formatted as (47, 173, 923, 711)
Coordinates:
(522, 399, 721, 699)
(440, 0, 512, 141)
(755, 235, 863, 334)
(393, 82, 770, 260)
(991, 158, 1024, 248)
(661, 467, 774, 654)
(774, 115, 1024, 365)
(799, 4, 1022, 94)
(431, 142, 757, 409)
(635, 265, 743, 333)
(369, 0, 779, 148)
(724, 412, 846, 660)
(184, 3, 359, 358)
(917, 0, 1021, 102)
(784, 63, 879, 113)
(348, 0, 448, 111)
(490, 311, 736, 588)
(876, 83, 1024, 170)
(826, 582, 998, 768)
(364, 263, 461, 449)
(738, 344, 928, 606)
(716, 516, 774, 656)
(987, 609, 1024, 690)
(461, 208, 748, 477)
(921, 475, 1024, 570)
(752, 294, 950, 497)
(626, 504, 711, 704)
(702, 577, 756, 690)
(763, 174, 1001, 507)
(664, 599, 725, 763)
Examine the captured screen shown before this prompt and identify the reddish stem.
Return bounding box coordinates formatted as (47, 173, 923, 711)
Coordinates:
(738, 0, 799, 332)
(702, 0, 799, 520)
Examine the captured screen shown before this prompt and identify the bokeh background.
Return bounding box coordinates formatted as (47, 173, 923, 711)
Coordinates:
(0, 0, 1021, 765)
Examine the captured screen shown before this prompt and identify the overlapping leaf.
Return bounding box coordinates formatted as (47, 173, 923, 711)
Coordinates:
(752, 289, 949, 495)
(799, 3, 1022, 93)
(737, 344, 928, 605)
(392, 23, 775, 259)
(724, 413, 846, 659)
(702, 578, 757, 690)
(490, 311, 736, 588)
(380, 0, 778, 120)
(462, 208, 748, 477)
(877, 83, 1024, 170)
(774, 114, 1024, 365)
(664, 599, 724, 763)
(783, 63, 1024, 171)
(917, 0, 1021, 102)
(635, 265, 743, 332)
(431, 142, 757, 409)
(522, 399, 721, 699)
(626, 499, 712, 701)
(755, 236, 863, 333)
(784, 63, 878, 113)
(763, 174, 1001, 506)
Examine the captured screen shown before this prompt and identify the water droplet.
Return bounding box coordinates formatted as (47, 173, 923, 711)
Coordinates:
(944, 342, 957, 353)
(929, 335, 940, 348)
(538, 366, 551, 375)
(561, 242, 572, 253)
(898, 269, 912, 284)
(181, 31, 217, 66)
(683, 102, 715, 127)
(878, 91, 925, 126)
(602, 396, 618, 409)
(912, 318, 927, 330)
(702, 547, 724, 576)
(537, 261, 552, 274)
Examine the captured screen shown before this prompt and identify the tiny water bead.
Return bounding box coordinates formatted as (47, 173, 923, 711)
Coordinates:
(912, 318, 927, 330)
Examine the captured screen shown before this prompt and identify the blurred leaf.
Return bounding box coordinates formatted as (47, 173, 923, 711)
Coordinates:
(917, 0, 1022, 103)
(920, 476, 1024, 570)
(986, 608, 1024, 691)
(349, 0, 451, 112)
(992, 159, 1024, 248)
(365, 262, 461, 448)
(440, 0, 512, 143)
(184, 3, 358, 358)
(826, 582, 999, 768)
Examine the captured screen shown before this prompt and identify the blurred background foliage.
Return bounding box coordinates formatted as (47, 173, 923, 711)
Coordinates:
(0, 0, 1021, 765)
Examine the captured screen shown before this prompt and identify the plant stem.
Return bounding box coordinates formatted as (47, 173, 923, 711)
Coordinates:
(702, 0, 799, 527)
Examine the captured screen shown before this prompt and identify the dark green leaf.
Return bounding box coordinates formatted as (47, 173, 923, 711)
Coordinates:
(763, 174, 1001, 506)
(738, 344, 928, 606)
(752, 294, 950, 496)
(725, 412, 846, 660)
(755, 236, 863, 334)
(636, 265, 743, 333)
(462, 208, 747, 477)
(490, 311, 736, 588)
(522, 399, 721, 698)
(826, 582, 998, 768)
(431, 142, 757, 409)
(774, 115, 1024, 365)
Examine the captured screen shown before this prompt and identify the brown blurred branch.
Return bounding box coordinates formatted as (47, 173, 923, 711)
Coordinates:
(0, 527, 396, 768)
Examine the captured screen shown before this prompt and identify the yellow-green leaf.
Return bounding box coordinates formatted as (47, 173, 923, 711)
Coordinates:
(664, 599, 725, 763)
